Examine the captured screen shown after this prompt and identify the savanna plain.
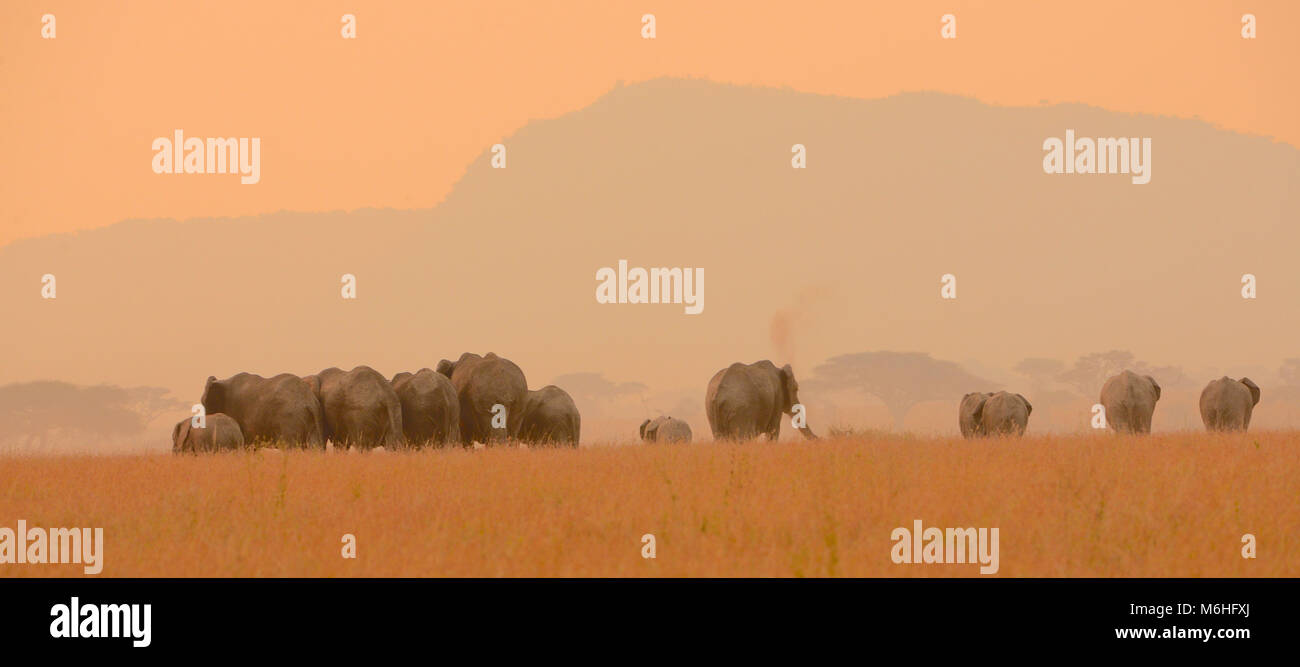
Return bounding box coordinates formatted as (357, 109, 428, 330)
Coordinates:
(1, 432, 1295, 577)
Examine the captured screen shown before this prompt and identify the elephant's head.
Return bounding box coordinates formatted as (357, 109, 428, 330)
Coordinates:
(779, 364, 801, 413)
(779, 364, 818, 439)
(438, 352, 485, 379)
(1241, 377, 1260, 405)
(1144, 375, 1162, 401)
(200, 376, 225, 414)
(392, 372, 412, 384)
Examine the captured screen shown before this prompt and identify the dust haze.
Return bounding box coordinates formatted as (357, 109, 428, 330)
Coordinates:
(3, 79, 1299, 451)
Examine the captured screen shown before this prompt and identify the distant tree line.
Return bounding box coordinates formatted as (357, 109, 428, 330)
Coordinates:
(0, 381, 183, 451)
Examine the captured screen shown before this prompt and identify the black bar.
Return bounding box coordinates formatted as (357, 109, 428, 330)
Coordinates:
(0, 578, 1288, 654)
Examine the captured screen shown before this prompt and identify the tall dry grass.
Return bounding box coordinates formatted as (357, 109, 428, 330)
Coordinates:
(0, 431, 1295, 577)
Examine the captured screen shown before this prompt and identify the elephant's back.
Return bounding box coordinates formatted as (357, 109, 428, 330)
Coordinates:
(659, 419, 692, 443)
(209, 414, 245, 448)
(264, 373, 317, 405)
(1101, 372, 1150, 408)
(1200, 378, 1250, 419)
(712, 363, 768, 397)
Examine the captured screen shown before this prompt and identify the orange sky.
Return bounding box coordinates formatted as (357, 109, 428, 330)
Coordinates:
(2, 0, 1296, 247)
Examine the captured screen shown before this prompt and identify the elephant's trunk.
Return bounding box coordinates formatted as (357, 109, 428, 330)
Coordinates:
(798, 425, 819, 440)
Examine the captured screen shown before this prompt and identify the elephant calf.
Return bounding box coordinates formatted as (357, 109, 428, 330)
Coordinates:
(959, 391, 1031, 437)
(1199, 377, 1260, 432)
(640, 416, 692, 444)
(517, 386, 580, 447)
(1099, 370, 1161, 434)
(392, 369, 461, 447)
(172, 413, 244, 454)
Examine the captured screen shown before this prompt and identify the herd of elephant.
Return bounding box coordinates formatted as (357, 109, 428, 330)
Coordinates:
(173, 353, 580, 453)
(172, 356, 816, 452)
(171, 356, 1264, 453)
(959, 371, 1263, 437)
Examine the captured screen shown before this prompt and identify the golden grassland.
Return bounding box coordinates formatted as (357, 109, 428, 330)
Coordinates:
(0, 431, 1296, 577)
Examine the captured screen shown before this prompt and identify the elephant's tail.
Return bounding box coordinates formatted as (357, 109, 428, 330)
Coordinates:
(302, 402, 327, 448)
(385, 399, 405, 449)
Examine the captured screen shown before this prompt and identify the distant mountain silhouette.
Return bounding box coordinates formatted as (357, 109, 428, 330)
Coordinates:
(3, 78, 1297, 439)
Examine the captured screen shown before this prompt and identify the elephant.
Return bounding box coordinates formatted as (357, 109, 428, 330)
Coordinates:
(959, 391, 1031, 437)
(305, 365, 404, 450)
(639, 416, 692, 443)
(1199, 377, 1260, 432)
(705, 360, 818, 441)
(1098, 370, 1161, 434)
(517, 385, 581, 446)
(958, 392, 993, 438)
(436, 352, 528, 445)
(172, 413, 244, 453)
(391, 369, 461, 447)
(201, 372, 325, 447)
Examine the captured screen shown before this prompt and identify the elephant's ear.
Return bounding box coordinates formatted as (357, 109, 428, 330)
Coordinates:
(1241, 378, 1261, 405)
(639, 419, 651, 440)
(780, 364, 798, 408)
(1017, 394, 1033, 416)
(435, 359, 455, 377)
(200, 376, 222, 412)
(303, 374, 321, 398)
(1145, 375, 1162, 401)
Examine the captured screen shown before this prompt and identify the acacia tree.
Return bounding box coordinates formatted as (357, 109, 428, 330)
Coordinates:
(0, 381, 183, 451)
(808, 351, 994, 431)
(1057, 350, 1191, 397)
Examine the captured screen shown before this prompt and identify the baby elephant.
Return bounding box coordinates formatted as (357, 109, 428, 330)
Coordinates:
(172, 413, 245, 453)
(959, 391, 1032, 437)
(639, 416, 692, 444)
(518, 386, 581, 447)
(1199, 377, 1260, 432)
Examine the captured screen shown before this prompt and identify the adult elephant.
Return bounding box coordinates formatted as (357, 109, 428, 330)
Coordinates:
(517, 385, 581, 447)
(305, 366, 404, 450)
(391, 368, 461, 447)
(958, 392, 993, 438)
(1199, 377, 1260, 432)
(640, 416, 692, 443)
(200, 373, 325, 448)
(436, 352, 528, 445)
(172, 413, 244, 453)
(705, 361, 818, 441)
(961, 391, 1032, 437)
(1099, 370, 1161, 434)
